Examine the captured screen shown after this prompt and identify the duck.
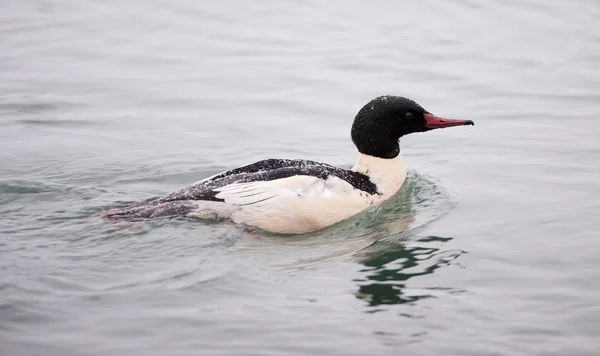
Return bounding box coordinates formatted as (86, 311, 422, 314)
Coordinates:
(100, 95, 473, 234)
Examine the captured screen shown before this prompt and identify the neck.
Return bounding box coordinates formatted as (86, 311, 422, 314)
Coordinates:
(356, 142, 400, 159)
(352, 153, 407, 198)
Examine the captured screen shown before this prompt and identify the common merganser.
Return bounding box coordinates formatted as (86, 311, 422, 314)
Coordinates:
(100, 95, 473, 234)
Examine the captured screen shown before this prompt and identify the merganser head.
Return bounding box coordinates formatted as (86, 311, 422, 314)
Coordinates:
(351, 95, 474, 158)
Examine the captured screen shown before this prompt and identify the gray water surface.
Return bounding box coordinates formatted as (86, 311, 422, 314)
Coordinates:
(2, 1, 600, 355)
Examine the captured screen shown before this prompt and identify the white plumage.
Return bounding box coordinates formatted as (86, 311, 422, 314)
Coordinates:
(188, 154, 407, 234)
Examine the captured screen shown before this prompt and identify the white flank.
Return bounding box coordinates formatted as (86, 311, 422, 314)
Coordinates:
(189, 153, 407, 234)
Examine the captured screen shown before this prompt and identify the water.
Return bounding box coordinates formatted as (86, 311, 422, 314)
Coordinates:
(1, 1, 599, 355)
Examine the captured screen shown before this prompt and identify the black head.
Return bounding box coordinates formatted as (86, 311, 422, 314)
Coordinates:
(350, 95, 474, 158)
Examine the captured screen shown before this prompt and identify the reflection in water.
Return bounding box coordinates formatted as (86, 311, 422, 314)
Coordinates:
(347, 172, 465, 308)
(236, 170, 466, 308)
(353, 236, 466, 307)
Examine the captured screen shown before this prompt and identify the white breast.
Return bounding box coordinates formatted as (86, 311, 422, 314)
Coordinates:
(352, 153, 407, 199)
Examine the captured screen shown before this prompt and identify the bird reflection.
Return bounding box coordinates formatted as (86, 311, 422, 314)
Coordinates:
(352, 236, 465, 307)
(235, 170, 466, 308)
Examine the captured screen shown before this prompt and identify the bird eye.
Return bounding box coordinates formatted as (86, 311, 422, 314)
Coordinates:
(405, 112, 414, 120)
